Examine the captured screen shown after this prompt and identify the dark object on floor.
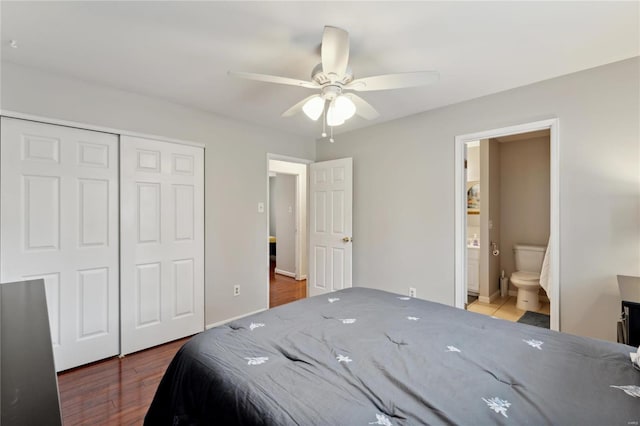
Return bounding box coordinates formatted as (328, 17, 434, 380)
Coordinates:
(467, 294, 478, 304)
(518, 310, 550, 329)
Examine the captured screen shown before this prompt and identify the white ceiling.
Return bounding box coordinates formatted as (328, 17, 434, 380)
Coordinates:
(1, 1, 638, 139)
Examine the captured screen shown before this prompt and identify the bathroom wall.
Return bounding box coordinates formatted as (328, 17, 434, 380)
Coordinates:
(467, 144, 480, 182)
(466, 144, 481, 239)
(499, 136, 551, 291)
(479, 139, 502, 301)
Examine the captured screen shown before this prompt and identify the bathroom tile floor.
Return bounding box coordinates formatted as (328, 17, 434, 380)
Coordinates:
(467, 296, 550, 322)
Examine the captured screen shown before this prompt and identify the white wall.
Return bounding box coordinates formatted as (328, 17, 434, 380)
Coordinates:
(499, 136, 550, 291)
(317, 57, 640, 341)
(269, 177, 276, 237)
(273, 174, 296, 275)
(0, 61, 316, 327)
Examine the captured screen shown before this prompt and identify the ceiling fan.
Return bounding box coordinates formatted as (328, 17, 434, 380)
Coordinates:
(229, 26, 439, 141)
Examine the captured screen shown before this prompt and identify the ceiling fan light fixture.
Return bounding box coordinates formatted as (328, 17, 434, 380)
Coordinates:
(334, 95, 356, 121)
(326, 100, 346, 127)
(302, 96, 324, 121)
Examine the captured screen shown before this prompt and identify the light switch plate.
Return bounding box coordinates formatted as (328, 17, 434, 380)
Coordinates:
(258, 202, 265, 213)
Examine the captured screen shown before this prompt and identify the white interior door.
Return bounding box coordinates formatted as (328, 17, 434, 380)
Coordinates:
(0, 117, 119, 371)
(309, 158, 353, 296)
(120, 135, 204, 355)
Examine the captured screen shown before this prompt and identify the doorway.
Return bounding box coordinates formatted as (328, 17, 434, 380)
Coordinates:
(267, 155, 311, 308)
(454, 119, 560, 331)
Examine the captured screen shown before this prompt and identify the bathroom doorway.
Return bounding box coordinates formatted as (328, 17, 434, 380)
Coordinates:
(454, 119, 560, 331)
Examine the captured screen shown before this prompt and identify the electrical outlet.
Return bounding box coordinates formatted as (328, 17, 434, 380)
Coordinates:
(409, 287, 417, 298)
(233, 285, 240, 296)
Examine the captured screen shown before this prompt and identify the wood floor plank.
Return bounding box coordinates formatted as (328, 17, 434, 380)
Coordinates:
(269, 260, 306, 308)
(57, 338, 188, 425)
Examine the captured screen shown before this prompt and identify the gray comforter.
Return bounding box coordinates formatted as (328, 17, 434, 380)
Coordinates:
(146, 287, 640, 425)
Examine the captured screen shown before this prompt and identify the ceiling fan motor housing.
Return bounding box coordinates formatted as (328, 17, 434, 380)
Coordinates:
(321, 85, 342, 101)
(311, 63, 354, 86)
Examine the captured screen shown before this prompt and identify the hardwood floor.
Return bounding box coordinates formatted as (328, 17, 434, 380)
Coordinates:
(57, 337, 188, 425)
(269, 260, 307, 308)
(57, 264, 306, 424)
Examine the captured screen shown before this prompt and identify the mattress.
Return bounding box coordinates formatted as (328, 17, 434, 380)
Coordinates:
(146, 287, 640, 425)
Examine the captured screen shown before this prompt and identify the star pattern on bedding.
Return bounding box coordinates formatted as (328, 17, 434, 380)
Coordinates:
(368, 413, 392, 426)
(446, 346, 461, 353)
(482, 397, 511, 418)
(328, 297, 340, 303)
(523, 339, 544, 350)
(407, 316, 420, 321)
(249, 322, 265, 331)
(245, 357, 269, 366)
(336, 354, 352, 363)
(340, 318, 356, 324)
(610, 385, 640, 398)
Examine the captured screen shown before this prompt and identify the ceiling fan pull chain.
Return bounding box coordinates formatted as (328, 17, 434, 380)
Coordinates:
(329, 125, 335, 143)
(321, 104, 327, 138)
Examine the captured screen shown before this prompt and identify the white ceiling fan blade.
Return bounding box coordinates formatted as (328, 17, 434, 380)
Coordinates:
(321, 26, 350, 79)
(281, 95, 321, 118)
(346, 71, 440, 92)
(228, 71, 319, 89)
(347, 94, 380, 120)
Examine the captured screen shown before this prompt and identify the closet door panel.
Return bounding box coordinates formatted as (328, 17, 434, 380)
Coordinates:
(120, 136, 204, 355)
(0, 117, 119, 371)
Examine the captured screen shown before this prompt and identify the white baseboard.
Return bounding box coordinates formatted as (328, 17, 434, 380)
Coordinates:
(206, 308, 267, 330)
(275, 268, 296, 278)
(479, 289, 501, 304)
(297, 274, 307, 281)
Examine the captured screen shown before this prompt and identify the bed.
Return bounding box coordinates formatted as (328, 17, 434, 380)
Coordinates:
(145, 287, 639, 425)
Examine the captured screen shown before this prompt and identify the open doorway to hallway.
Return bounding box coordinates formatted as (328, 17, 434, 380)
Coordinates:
(267, 156, 311, 308)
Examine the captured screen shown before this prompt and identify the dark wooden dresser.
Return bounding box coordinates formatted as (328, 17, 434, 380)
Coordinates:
(1, 279, 62, 425)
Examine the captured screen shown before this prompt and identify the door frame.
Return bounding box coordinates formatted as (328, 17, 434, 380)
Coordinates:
(454, 118, 560, 331)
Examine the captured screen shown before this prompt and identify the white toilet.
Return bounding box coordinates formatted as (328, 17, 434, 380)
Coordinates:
(511, 244, 546, 311)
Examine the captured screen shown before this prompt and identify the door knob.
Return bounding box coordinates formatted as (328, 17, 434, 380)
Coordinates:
(342, 237, 352, 243)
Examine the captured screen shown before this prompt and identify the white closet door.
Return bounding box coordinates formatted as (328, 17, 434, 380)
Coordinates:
(0, 117, 119, 371)
(120, 135, 204, 355)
